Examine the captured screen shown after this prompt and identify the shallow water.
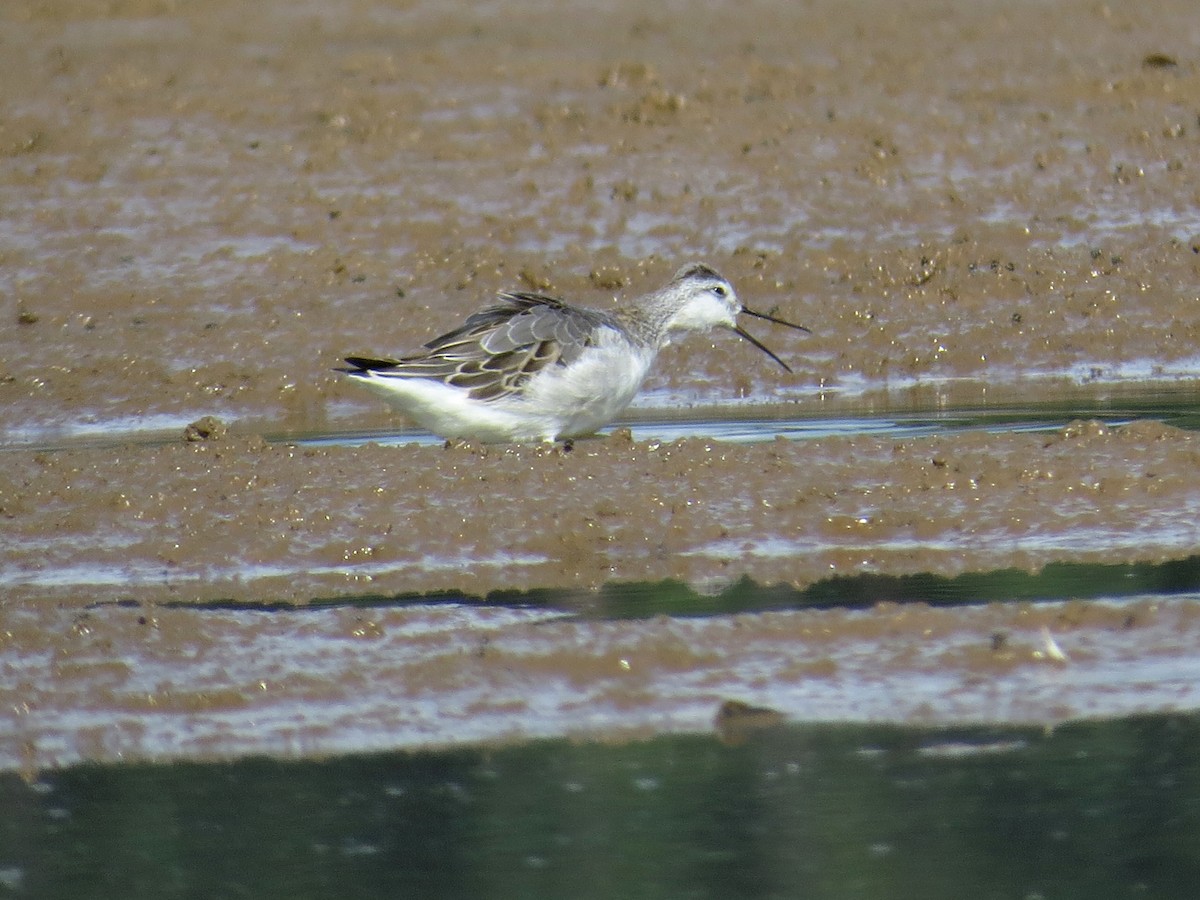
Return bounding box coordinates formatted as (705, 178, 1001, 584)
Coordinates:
(4, 713, 1200, 899)
(295, 389, 1200, 447)
(5, 387, 1200, 452)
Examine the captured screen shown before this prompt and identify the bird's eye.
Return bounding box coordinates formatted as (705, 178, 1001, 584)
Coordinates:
(712, 285, 727, 297)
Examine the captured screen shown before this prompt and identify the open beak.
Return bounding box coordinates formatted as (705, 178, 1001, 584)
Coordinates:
(735, 306, 811, 373)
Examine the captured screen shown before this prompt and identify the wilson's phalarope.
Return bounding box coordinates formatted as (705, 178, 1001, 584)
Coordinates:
(341, 262, 809, 443)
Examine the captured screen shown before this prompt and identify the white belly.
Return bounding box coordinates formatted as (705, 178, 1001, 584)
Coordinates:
(520, 339, 655, 439)
(350, 337, 655, 442)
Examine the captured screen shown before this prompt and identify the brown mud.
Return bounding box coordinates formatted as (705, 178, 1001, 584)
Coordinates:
(3, 0, 1200, 771)
(4, 420, 1200, 604)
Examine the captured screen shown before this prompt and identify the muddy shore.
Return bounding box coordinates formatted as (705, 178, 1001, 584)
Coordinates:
(4, 420, 1200, 605)
(4, 0, 1200, 769)
(4, 0, 1200, 442)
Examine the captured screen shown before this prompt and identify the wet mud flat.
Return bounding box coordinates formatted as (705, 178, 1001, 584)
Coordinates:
(4, 0, 1200, 772)
(4, 420, 1200, 605)
(4, 0, 1200, 440)
(4, 422, 1200, 771)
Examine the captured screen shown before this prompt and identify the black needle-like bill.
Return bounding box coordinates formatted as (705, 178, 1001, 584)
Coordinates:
(736, 306, 811, 373)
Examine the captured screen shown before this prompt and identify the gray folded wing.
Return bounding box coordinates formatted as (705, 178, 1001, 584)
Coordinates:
(351, 292, 614, 402)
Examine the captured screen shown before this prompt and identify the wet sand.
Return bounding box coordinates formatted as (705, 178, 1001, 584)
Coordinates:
(4, 420, 1200, 604)
(4, 0, 1200, 440)
(4, 0, 1200, 770)
(6, 594, 1200, 771)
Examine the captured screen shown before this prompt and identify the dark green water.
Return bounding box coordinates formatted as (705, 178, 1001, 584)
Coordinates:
(4, 713, 1199, 899)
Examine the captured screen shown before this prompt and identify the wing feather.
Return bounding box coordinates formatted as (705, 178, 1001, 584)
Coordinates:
(344, 292, 614, 402)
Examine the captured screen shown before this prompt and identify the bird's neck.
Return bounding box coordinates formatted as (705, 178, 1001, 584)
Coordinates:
(614, 289, 681, 349)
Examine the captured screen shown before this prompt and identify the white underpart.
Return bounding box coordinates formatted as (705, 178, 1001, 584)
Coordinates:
(350, 328, 656, 442)
(519, 330, 656, 440)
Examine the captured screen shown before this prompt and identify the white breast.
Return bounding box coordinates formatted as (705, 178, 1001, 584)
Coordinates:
(517, 331, 656, 439)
